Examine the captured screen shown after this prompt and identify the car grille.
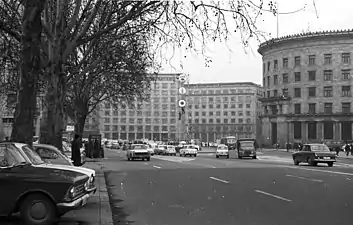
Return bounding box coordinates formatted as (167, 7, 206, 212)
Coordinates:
(75, 183, 85, 198)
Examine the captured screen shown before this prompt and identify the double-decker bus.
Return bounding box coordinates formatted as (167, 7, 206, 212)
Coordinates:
(220, 136, 236, 150)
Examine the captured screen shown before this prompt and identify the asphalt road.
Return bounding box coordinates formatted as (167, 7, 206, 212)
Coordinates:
(104, 149, 353, 225)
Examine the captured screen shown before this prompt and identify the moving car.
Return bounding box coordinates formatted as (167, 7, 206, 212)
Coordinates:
(155, 145, 167, 155)
(166, 145, 177, 156)
(237, 139, 257, 159)
(146, 144, 154, 156)
(127, 144, 151, 161)
(0, 142, 95, 225)
(292, 143, 336, 167)
(216, 144, 229, 158)
(180, 145, 198, 157)
(32, 143, 96, 190)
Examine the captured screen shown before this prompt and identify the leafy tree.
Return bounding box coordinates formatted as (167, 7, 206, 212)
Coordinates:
(1, 0, 278, 149)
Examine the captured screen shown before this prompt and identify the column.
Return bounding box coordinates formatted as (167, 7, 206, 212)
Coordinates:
(206, 132, 209, 143)
(301, 121, 307, 143)
(317, 122, 323, 142)
(333, 122, 340, 141)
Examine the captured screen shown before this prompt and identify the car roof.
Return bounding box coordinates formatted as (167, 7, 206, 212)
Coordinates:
(33, 143, 59, 149)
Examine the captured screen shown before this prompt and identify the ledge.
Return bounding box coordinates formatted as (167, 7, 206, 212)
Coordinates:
(259, 96, 291, 102)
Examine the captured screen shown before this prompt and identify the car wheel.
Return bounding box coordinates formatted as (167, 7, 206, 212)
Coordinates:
(216, 155, 219, 158)
(238, 156, 242, 159)
(20, 193, 57, 225)
(308, 157, 317, 166)
(293, 158, 299, 165)
(147, 157, 150, 161)
(252, 156, 257, 159)
(227, 155, 229, 159)
(127, 157, 130, 161)
(327, 162, 333, 167)
(194, 154, 197, 157)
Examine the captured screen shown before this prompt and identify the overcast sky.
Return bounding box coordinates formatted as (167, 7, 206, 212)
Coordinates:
(160, 0, 352, 85)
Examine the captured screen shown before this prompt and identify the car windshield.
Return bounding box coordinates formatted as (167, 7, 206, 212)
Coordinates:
(239, 141, 254, 149)
(132, 145, 147, 149)
(167, 146, 175, 149)
(0, 144, 29, 167)
(158, 145, 167, 149)
(227, 139, 236, 144)
(22, 146, 44, 165)
(218, 146, 228, 150)
(186, 145, 197, 149)
(311, 145, 330, 152)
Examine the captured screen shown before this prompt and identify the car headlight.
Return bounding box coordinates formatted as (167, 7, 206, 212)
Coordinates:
(84, 180, 90, 190)
(66, 186, 76, 199)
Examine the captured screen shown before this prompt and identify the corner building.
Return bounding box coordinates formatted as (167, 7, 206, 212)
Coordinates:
(258, 30, 353, 147)
(185, 82, 263, 143)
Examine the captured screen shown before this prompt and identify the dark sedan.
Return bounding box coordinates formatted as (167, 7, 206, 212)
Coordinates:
(292, 143, 336, 167)
(0, 142, 92, 225)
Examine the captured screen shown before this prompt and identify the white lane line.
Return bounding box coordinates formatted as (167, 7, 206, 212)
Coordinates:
(287, 166, 353, 176)
(286, 174, 323, 183)
(209, 176, 229, 184)
(153, 165, 161, 169)
(255, 190, 292, 202)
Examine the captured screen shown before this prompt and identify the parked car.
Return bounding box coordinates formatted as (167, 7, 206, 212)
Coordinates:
(216, 144, 229, 158)
(127, 144, 151, 161)
(166, 145, 177, 156)
(180, 145, 198, 157)
(0, 142, 96, 225)
(292, 143, 336, 167)
(32, 144, 96, 188)
(155, 145, 167, 155)
(146, 144, 154, 156)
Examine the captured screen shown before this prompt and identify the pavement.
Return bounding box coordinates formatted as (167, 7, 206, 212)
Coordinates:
(103, 147, 353, 225)
(0, 159, 113, 225)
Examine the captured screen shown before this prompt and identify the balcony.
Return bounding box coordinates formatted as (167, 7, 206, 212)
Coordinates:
(259, 95, 291, 103)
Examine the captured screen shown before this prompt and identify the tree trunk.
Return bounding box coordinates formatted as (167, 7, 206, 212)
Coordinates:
(39, 66, 66, 151)
(74, 112, 87, 138)
(11, 0, 45, 144)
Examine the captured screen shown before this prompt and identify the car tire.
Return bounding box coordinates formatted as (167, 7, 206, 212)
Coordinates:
(293, 158, 299, 165)
(308, 157, 317, 166)
(147, 157, 150, 161)
(238, 156, 242, 159)
(194, 154, 197, 157)
(227, 155, 229, 159)
(216, 155, 219, 158)
(327, 162, 333, 167)
(252, 156, 257, 159)
(20, 193, 57, 225)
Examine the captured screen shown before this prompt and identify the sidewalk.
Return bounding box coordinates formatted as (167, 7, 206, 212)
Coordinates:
(59, 159, 113, 225)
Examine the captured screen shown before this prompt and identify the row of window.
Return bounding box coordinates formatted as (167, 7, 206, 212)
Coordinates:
(104, 110, 178, 117)
(189, 103, 252, 109)
(189, 118, 252, 124)
(266, 85, 352, 98)
(188, 88, 257, 95)
(190, 96, 254, 102)
(103, 117, 178, 124)
(191, 111, 252, 117)
(263, 53, 351, 74)
(264, 69, 352, 87)
(293, 121, 335, 140)
(103, 125, 176, 132)
(292, 102, 351, 114)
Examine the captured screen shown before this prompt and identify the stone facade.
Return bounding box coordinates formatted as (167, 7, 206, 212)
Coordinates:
(258, 30, 353, 147)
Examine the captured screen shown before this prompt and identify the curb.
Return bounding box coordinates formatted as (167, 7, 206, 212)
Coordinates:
(96, 163, 114, 225)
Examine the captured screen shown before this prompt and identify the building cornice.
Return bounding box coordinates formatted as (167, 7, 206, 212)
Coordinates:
(258, 29, 353, 55)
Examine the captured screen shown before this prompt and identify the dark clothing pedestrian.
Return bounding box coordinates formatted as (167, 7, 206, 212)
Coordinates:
(345, 144, 351, 156)
(71, 135, 82, 166)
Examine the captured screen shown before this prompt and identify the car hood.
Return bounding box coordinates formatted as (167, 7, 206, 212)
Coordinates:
(40, 164, 96, 177)
(33, 163, 88, 183)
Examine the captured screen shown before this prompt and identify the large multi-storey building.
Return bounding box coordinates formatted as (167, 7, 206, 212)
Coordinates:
(99, 73, 182, 141)
(258, 30, 353, 147)
(185, 82, 263, 143)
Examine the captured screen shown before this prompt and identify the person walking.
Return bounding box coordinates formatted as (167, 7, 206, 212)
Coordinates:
(71, 134, 82, 166)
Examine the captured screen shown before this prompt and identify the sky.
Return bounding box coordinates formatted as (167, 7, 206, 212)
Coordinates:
(160, 0, 353, 85)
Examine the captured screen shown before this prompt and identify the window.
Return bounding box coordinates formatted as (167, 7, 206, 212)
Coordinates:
(104, 125, 110, 131)
(323, 122, 333, 139)
(238, 104, 243, 108)
(263, 63, 265, 74)
(324, 54, 332, 65)
(294, 88, 301, 98)
(342, 102, 351, 113)
(104, 118, 110, 123)
(273, 90, 278, 97)
(273, 75, 278, 85)
(282, 88, 289, 97)
(308, 103, 316, 114)
(293, 122, 301, 139)
(307, 122, 317, 140)
(324, 103, 333, 113)
(294, 56, 301, 67)
(267, 61, 271, 72)
(342, 53, 351, 64)
(324, 70, 333, 81)
(246, 104, 251, 108)
(216, 111, 221, 116)
(223, 111, 228, 116)
(267, 76, 270, 86)
(282, 73, 288, 83)
(274, 60, 278, 71)
(308, 71, 316, 81)
(209, 111, 213, 116)
(342, 69, 351, 80)
(224, 119, 228, 123)
(342, 86, 351, 97)
(209, 118, 214, 123)
(308, 55, 316, 65)
(294, 104, 301, 114)
(308, 87, 316, 97)
(283, 58, 288, 68)
(323, 86, 333, 97)
(104, 111, 110, 116)
(294, 72, 301, 81)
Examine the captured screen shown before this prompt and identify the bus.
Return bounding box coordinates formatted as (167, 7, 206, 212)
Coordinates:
(220, 136, 237, 150)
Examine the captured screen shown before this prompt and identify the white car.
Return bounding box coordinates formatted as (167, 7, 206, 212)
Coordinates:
(127, 144, 151, 161)
(180, 145, 198, 157)
(146, 144, 154, 156)
(216, 144, 229, 158)
(166, 145, 177, 156)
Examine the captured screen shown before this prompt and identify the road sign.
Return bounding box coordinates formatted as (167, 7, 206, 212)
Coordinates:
(178, 100, 186, 107)
(66, 125, 74, 132)
(179, 87, 186, 94)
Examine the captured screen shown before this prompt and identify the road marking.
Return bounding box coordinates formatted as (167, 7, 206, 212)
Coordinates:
(209, 176, 229, 184)
(257, 156, 293, 163)
(288, 166, 353, 176)
(286, 174, 323, 183)
(153, 165, 161, 169)
(255, 190, 292, 202)
(152, 155, 195, 163)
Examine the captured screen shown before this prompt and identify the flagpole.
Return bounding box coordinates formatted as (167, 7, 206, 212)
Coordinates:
(276, 1, 279, 38)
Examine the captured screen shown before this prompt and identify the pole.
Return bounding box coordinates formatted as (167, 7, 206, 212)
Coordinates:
(276, 1, 279, 38)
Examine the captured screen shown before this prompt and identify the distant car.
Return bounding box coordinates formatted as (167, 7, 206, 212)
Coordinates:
(192, 144, 201, 151)
(216, 144, 229, 158)
(180, 145, 197, 157)
(146, 144, 154, 156)
(155, 145, 167, 155)
(111, 142, 120, 149)
(237, 139, 257, 159)
(292, 143, 336, 167)
(127, 144, 150, 161)
(166, 145, 177, 156)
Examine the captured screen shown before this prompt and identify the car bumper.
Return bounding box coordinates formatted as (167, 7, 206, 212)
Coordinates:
(216, 152, 229, 156)
(313, 159, 336, 162)
(131, 155, 150, 159)
(239, 151, 256, 157)
(57, 194, 90, 214)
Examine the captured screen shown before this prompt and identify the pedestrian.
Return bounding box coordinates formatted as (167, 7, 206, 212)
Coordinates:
(335, 146, 340, 156)
(344, 143, 350, 156)
(71, 134, 82, 166)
